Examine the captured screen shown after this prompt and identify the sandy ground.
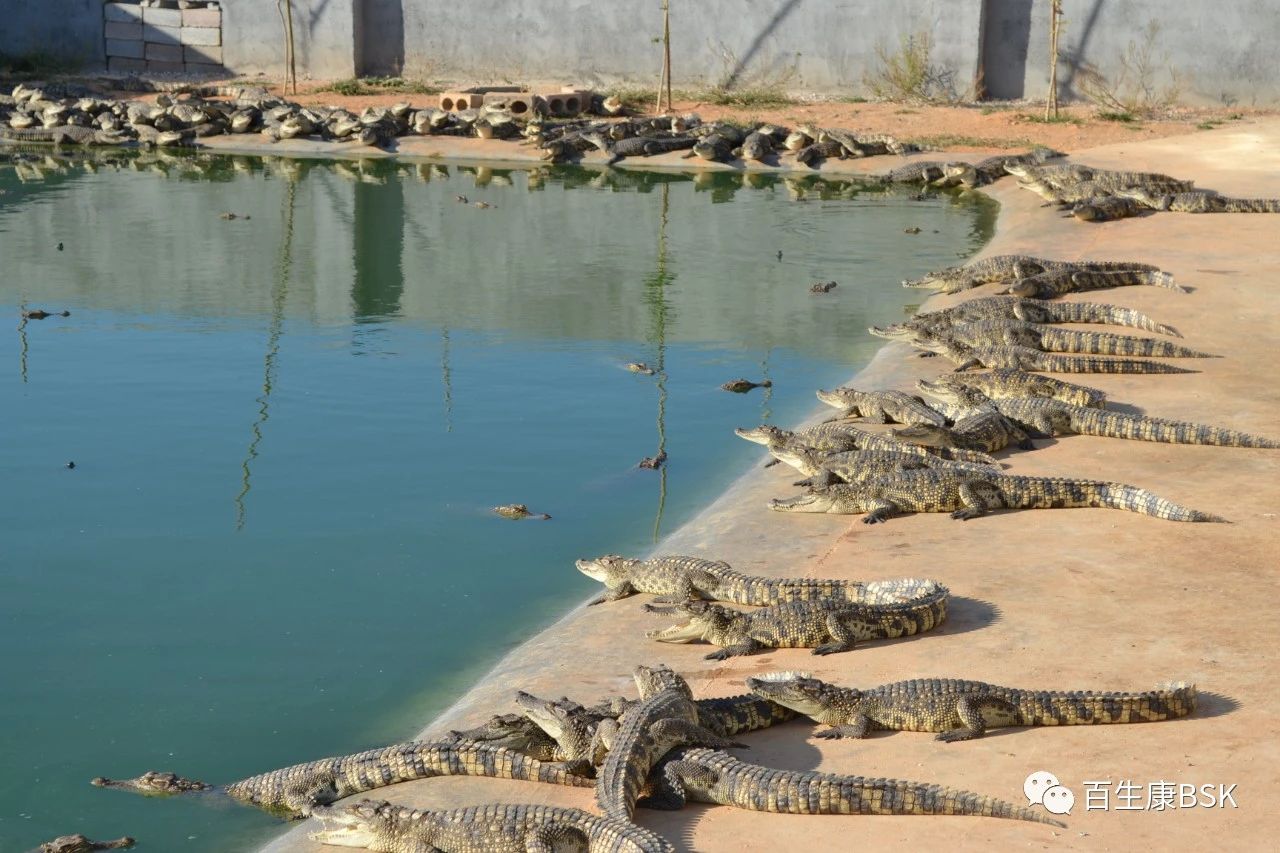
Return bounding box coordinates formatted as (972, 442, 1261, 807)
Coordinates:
(233, 120, 1280, 852)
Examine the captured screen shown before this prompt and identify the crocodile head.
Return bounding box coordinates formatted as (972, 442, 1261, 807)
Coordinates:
(769, 487, 867, 514)
(746, 671, 852, 717)
(575, 555, 639, 584)
(633, 664, 692, 700)
(91, 770, 212, 796)
(514, 691, 578, 741)
(915, 377, 977, 406)
(645, 601, 741, 644)
(902, 266, 965, 290)
(866, 323, 916, 341)
(815, 387, 858, 410)
(768, 444, 824, 475)
(308, 801, 386, 848)
(446, 712, 540, 745)
(734, 425, 791, 446)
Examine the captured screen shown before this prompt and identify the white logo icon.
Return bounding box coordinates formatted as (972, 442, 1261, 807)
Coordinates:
(1043, 785, 1076, 815)
(1024, 770, 1060, 805)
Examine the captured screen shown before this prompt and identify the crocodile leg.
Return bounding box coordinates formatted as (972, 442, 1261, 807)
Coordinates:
(588, 580, 636, 605)
(950, 481, 1001, 520)
(862, 498, 904, 524)
(813, 611, 859, 655)
(705, 639, 764, 660)
(813, 715, 872, 739)
(648, 719, 745, 750)
(525, 823, 590, 852)
(936, 695, 1019, 742)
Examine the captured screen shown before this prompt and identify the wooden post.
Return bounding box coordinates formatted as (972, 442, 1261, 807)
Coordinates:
(656, 1, 672, 114)
(278, 0, 298, 96)
(1045, 0, 1062, 120)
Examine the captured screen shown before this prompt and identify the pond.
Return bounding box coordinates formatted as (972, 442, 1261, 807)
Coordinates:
(0, 149, 993, 851)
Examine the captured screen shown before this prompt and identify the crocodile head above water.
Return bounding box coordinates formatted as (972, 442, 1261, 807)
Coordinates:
(745, 671, 847, 718)
(91, 770, 212, 796)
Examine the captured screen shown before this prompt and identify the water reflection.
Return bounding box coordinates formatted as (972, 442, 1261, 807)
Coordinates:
(646, 183, 674, 541)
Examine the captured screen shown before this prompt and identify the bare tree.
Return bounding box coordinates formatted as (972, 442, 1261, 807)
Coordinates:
(277, 0, 298, 95)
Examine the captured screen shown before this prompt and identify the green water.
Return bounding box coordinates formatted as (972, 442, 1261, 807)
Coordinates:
(0, 150, 992, 851)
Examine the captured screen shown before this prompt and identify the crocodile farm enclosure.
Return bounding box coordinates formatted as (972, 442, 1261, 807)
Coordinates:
(4, 6, 1280, 853)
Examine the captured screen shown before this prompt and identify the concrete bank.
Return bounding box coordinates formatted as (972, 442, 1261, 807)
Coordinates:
(263, 121, 1280, 851)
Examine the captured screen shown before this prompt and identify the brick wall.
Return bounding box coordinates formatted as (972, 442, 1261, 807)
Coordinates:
(103, 2, 225, 76)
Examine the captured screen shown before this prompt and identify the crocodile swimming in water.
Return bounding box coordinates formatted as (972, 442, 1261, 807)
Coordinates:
(902, 255, 1168, 293)
(91, 742, 592, 817)
(769, 470, 1225, 523)
(644, 579, 948, 659)
(309, 800, 674, 853)
(815, 387, 946, 426)
(647, 747, 1063, 825)
(36, 836, 134, 853)
(747, 672, 1196, 741)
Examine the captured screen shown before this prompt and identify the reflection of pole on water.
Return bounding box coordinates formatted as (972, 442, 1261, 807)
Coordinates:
(16, 309, 28, 384)
(647, 183, 673, 542)
(440, 327, 453, 433)
(235, 174, 296, 530)
(759, 347, 773, 422)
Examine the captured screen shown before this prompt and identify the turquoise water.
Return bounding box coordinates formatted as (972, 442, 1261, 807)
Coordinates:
(0, 150, 992, 851)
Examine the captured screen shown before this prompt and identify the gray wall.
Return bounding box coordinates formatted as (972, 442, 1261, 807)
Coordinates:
(2, 0, 104, 65)
(222, 0, 358, 79)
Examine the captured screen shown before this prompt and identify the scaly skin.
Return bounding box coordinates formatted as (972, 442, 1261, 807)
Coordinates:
(768, 471, 1225, 523)
(794, 138, 845, 166)
(575, 554, 916, 606)
(992, 397, 1280, 448)
(1003, 268, 1185, 298)
(736, 423, 999, 466)
(878, 160, 947, 183)
(37, 836, 134, 853)
(940, 148, 1065, 187)
(91, 742, 591, 817)
(650, 747, 1063, 825)
(444, 712, 569, 760)
(773, 447, 999, 489)
(747, 673, 1196, 742)
(1118, 186, 1280, 213)
(815, 387, 946, 426)
(917, 369, 1108, 408)
(898, 295, 1181, 337)
(0, 125, 125, 146)
(309, 800, 674, 853)
(940, 319, 1216, 358)
(596, 665, 740, 822)
(1072, 195, 1145, 222)
(902, 254, 1162, 292)
(916, 339, 1200, 374)
(644, 580, 948, 659)
(892, 409, 1032, 454)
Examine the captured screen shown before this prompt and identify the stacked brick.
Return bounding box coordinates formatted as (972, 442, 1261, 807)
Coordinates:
(104, 2, 225, 75)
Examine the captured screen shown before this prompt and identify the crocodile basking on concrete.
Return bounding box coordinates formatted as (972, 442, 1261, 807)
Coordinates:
(918, 369, 1108, 408)
(576, 554, 923, 606)
(770, 446, 1000, 489)
(769, 470, 1224, 523)
(1072, 195, 1146, 222)
(309, 800, 675, 853)
(815, 387, 946, 426)
(893, 318, 1217, 358)
(902, 254, 1168, 293)
(644, 579, 948, 658)
(647, 747, 1063, 825)
(736, 423, 999, 466)
(1002, 267, 1183, 299)
(91, 742, 592, 817)
(891, 409, 1034, 455)
(1116, 186, 1280, 213)
(596, 664, 742, 822)
(747, 672, 1196, 741)
(912, 339, 1200, 374)
(895, 295, 1181, 337)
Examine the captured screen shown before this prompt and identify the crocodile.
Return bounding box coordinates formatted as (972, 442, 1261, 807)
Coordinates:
(734, 131, 775, 162)
(912, 339, 1200, 374)
(687, 133, 734, 162)
(815, 387, 945, 426)
(735, 423, 1000, 466)
(0, 125, 127, 146)
(936, 148, 1064, 188)
(309, 800, 674, 853)
(809, 280, 838, 293)
(902, 254, 1166, 292)
(1072, 195, 1146, 222)
(896, 295, 1181, 337)
(1006, 162, 1193, 191)
(721, 378, 772, 393)
(892, 409, 1033, 454)
(770, 446, 1000, 490)
(647, 747, 1063, 825)
(747, 672, 1196, 741)
(819, 128, 911, 157)
(596, 664, 742, 822)
(1002, 268, 1184, 298)
(606, 135, 697, 165)
(915, 319, 1217, 358)
(1117, 186, 1280, 213)
(626, 362, 655, 375)
(794, 138, 845, 167)
(492, 503, 551, 520)
(91, 742, 592, 817)
(442, 713, 561, 760)
(21, 309, 71, 320)
(645, 580, 947, 658)
(916, 369, 1108, 408)
(36, 837, 134, 853)
(877, 160, 947, 183)
(576, 554, 923, 606)
(768, 470, 1225, 523)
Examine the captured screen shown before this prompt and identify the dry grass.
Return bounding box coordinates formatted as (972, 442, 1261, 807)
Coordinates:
(1077, 21, 1185, 119)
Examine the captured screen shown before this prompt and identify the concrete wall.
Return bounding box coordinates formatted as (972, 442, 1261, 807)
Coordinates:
(2, 0, 104, 65)
(220, 0, 358, 79)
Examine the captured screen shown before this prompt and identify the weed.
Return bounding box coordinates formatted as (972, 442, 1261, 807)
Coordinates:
(1018, 113, 1084, 125)
(1078, 21, 1184, 118)
(319, 76, 440, 96)
(1097, 111, 1138, 122)
(910, 134, 1036, 150)
(863, 30, 959, 103)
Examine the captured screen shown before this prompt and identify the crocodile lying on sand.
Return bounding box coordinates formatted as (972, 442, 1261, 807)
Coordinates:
(644, 579, 948, 658)
(1072, 195, 1146, 222)
(917, 369, 1108, 408)
(309, 800, 674, 853)
(815, 387, 946, 426)
(747, 672, 1196, 741)
(1002, 268, 1182, 299)
(91, 742, 592, 817)
(597, 664, 742, 822)
(877, 318, 1217, 359)
(769, 470, 1225, 523)
(1117, 186, 1280, 213)
(576, 554, 926, 606)
(894, 295, 1181, 338)
(912, 339, 1200, 374)
(902, 254, 1169, 293)
(735, 423, 999, 466)
(891, 410, 1034, 455)
(36, 836, 134, 853)
(648, 747, 1063, 825)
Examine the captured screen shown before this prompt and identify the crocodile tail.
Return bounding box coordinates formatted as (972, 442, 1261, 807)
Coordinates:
(1078, 410, 1280, 448)
(1096, 483, 1226, 522)
(803, 777, 1064, 825)
(1014, 682, 1197, 725)
(1222, 198, 1280, 213)
(1041, 354, 1198, 374)
(927, 446, 999, 465)
(1042, 329, 1216, 358)
(924, 784, 1067, 825)
(1046, 302, 1182, 337)
(1144, 270, 1186, 291)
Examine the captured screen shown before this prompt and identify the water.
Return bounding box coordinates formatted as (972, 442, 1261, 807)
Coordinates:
(0, 149, 993, 851)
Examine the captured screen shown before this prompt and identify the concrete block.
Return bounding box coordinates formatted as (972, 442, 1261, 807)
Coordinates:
(482, 91, 536, 116)
(184, 44, 223, 64)
(185, 62, 227, 77)
(181, 26, 221, 46)
(104, 21, 143, 40)
(106, 38, 146, 59)
(182, 8, 222, 27)
(147, 60, 187, 74)
(144, 23, 182, 45)
(108, 57, 149, 73)
(539, 91, 589, 117)
(104, 3, 144, 23)
(439, 92, 482, 111)
(145, 42, 185, 62)
(142, 7, 183, 27)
